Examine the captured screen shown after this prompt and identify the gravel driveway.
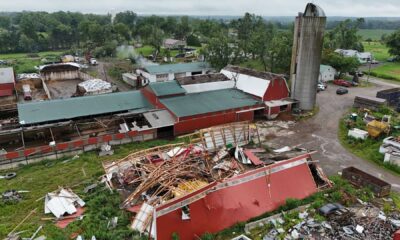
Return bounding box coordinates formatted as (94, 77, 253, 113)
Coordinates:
(270, 81, 400, 191)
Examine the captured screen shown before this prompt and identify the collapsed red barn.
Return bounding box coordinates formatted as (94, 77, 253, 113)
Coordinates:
(104, 123, 329, 240)
(154, 153, 321, 239)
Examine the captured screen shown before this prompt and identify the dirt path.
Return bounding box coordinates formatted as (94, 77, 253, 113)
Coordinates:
(270, 81, 400, 191)
(92, 61, 132, 92)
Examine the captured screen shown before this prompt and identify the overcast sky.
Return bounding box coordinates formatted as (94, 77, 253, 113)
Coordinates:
(0, 0, 399, 17)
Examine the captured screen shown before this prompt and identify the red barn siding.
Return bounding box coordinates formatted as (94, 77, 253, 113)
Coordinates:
(155, 155, 317, 240)
(263, 78, 289, 101)
(0, 83, 14, 96)
(174, 109, 255, 135)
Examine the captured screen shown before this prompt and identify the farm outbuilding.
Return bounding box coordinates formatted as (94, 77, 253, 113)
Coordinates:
(137, 62, 212, 83)
(319, 64, 336, 82)
(0, 67, 15, 97)
(40, 63, 81, 81)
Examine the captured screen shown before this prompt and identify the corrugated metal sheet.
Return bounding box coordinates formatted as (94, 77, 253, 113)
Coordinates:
(0, 67, 15, 84)
(182, 81, 235, 93)
(160, 89, 262, 117)
(221, 69, 270, 98)
(143, 110, 176, 128)
(148, 80, 186, 96)
(144, 62, 211, 75)
(18, 91, 152, 125)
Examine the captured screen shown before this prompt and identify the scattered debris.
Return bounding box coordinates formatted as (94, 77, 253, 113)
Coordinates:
(2, 190, 28, 203)
(44, 188, 85, 218)
(231, 235, 252, 240)
(348, 128, 368, 140)
(99, 144, 114, 157)
(83, 183, 98, 194)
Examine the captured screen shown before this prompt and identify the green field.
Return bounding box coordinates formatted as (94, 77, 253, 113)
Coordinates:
(358, 29, 395, 41)
(0, 138, 183, 239)
(0, 51, 64, 74)
(363, 41, 391, 61)
(370, 63, 400, 81)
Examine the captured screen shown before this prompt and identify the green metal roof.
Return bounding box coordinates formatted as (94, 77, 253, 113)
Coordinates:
(160, 89, 262, 118)
(148, 80, 186, 97)
(320, 64, 332, 72)
(144, 62, 211, 75)
(18, 91, 152, 125)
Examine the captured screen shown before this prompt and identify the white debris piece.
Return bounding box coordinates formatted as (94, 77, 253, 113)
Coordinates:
(17, 73, 41, 80)
(355, 225, 364, 234)
(131, 203, 154, 233)
(273, 146, 291, 154)
(78, 79, 112, 96)
(44, 188, 85, 218)
(348, 128, 368, 140)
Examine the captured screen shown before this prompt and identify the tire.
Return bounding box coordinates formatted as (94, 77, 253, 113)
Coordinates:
(4, 172, 16, 180)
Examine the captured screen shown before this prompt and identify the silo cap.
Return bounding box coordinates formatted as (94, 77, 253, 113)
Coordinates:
(303, 3, 325, 17)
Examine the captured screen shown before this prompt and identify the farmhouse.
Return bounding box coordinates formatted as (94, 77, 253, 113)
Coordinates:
(136, 62, 212, 83)
(319, 64, 336, 82)
(334, 49, 373, 64)
(163, 38, 186, 49)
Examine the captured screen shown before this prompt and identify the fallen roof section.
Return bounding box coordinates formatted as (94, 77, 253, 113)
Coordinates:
(144, 62, 211, 75)
(176, 73, 230, 85)
(18, 91, 152, 125)
(159, 89, 262, 117)
(148, 80, 186, 97)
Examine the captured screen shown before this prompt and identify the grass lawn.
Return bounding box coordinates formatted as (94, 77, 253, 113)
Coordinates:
(0, 50, 64, 74)
(0, 138, 184, 239)
(363, 41, 391, 61)
(358, 29, 395, 41)
(370, 62, 400, 81)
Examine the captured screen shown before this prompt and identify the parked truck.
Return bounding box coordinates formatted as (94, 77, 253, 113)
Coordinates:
(342, 167, 391, 197)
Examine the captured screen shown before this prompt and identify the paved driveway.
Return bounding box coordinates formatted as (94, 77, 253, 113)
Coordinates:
(271, 81, 400, 191)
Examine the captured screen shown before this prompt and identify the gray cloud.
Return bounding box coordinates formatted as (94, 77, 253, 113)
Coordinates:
(0, 0, 399, 17)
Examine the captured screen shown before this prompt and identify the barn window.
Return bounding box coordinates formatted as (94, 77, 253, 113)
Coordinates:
(181, 205, 191, 220)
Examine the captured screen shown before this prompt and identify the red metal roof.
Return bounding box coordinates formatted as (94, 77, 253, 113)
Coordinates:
(155, 154, 318, 239)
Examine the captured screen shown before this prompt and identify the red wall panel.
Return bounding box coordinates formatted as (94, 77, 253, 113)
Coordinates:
(263, 78, 290, 101)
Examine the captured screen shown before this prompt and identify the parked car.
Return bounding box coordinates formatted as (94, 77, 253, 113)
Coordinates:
(318, 80, 327, 89)
(333, 79, 352, 87)
(388, 56, 400, 62)
(336, 87, 349, 95)
(317, 83, 325, 92)
(349, 71, 364, 77)
(319, 203, 344, 216)
(370, 59, 379, 64)
(90, 58, 98, 65)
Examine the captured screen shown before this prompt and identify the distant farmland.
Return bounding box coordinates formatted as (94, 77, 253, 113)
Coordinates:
(358, 29, 395, 40)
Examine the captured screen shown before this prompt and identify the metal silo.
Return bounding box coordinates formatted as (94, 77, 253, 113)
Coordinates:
(290, 3, 326, 110)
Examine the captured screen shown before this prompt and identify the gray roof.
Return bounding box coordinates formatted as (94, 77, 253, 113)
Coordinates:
(18, 91, 152, 125)
(148, 80, 186, 97)
(160, 89, 262, 118)
(0, 67, 15, 84)
(143, 110, 175, 128)
(144, 62, 211, 75)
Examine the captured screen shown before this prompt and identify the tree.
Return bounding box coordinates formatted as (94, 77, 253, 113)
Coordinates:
(325, 18, 365, 51)
(322, 50, 360, 77)
(114, 11, 137, 29)
(186, 34, 201, 47)
(175, 16, 191, 40)
(204, 33, 237, 70)
(113, 23, 131, 42)
(386, 30, 400, 57)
